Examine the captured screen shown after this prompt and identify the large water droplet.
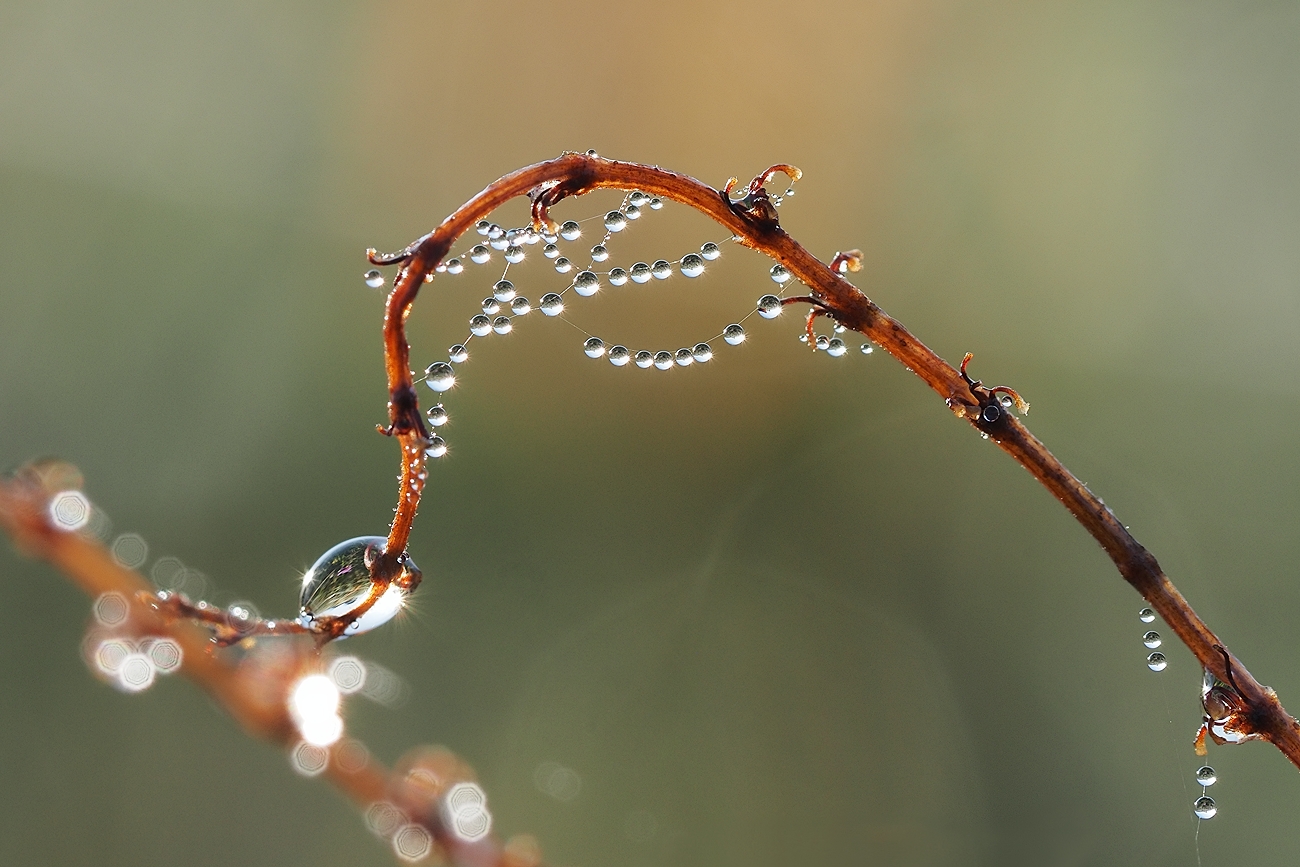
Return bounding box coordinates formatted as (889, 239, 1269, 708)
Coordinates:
(692, 343, 713, 363)
(591, 244, 609, 262)
(723, 324, 746, 345)
(559, 221, 582, 241)
(1196, 766, 1217, 787)
(608, 345, 630, 366)
(364, 270, 385, 289)
(492, 316, 512, 335)
(604, 211, 627, 233)
(543, 243, 560, 259)
(1147, 652, 1168, 672)
(860, 343, 875, 355)
(493, 280, 516, 302)
(758, 295, 783, 318)
(629, 191, 649, 206)
(630, 262, 652, 284)
(634, 350, 654, 368)
(469, 315, 492, 337)
(700, 242, 721, 261)
(486, 223, 504, 240)
(674, 348, 694, 367)
(584, 337, 605, 358)
(449, 344, 468, 364)
(298, 537, 416, 635)
(624, 203, 642, 220)
(651, 260, 672, 280)
(1139, 607, 1155, 623)
(475, 220, 492, 236)
(511, 297, 531, 315)
(609, 268, 629, 286)
(573, 270, 600, 296)
(482, 298, 501, 315)
(1193, 796, 1217, 820)
(827, 338, 847, 357)
(427, 404, 448, 427)
(504, 245, 525, 264)
(680, 254, 705, 277)
(1142, 631, 1162, 649)
(470, 245, 491, 264)
(770, 264, 792, 284)
(649, 197, 663, 210)
(540, 293, 564, 316)
(424, 362, 455, 392)
(554, 257, 573, 274)
(815, 335, 830, 351)
(445, 259, 464, 275)
(653, 351, 673, 370)
(489, 236, 510, 251)
(426, 436, 447, 459)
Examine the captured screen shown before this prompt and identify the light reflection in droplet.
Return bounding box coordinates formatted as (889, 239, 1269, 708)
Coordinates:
(366, 801, 406, 839)
(442, 781, 492, 842)
(392, 823, 433, 862)
(328, 655, 368, 694)
(110, 533, 149, 569)
(290, 673, 344, 746)
(116, 652, 156, 692)
(93, 592, 130, 627)
(290, 741, 330, 777)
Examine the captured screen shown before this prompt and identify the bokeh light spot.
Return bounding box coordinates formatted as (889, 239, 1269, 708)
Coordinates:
(328, 655, 367, 694)
(116, 652, 156, 692)
(392, 823, 433, 862)
(442, 782, 491, 842)
(49, 490, 90, 531)
(92, 592, 129, 627)
(289, 741, 330, 777)
(365, 801, 405, 839)
(533, 761, 581, 802)
(110, 533, 149, 569)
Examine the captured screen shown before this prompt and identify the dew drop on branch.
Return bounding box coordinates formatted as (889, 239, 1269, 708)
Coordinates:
(609, 268, 629, 286)
(544, 244, 560, 259)
(757, 295, 782, 318)
(493, 280, 516, 302)
(634, 350, 654, 368)
(540, 293, 564, 316)
(445, 259, 463, 275)
(604, 211, 627, 233)
(629, 262, 652, 284)
(427, 437, 448, 459)
(364, 270, 385, 289)
(584, 337, 605, 358)
(469, 315, 492, 337)
(559, 220, 582, 241)
(425, 362, 456, 392)
(426, 404, 448, 427)
(1196, 766, 1217, 787)
(449, 345, 468, 364)
(700, 242, 721, 261)
(554, 257, 573, 274)
(770, 264, 792, 284)
(1193, 796, 1217, 819)
(1139, 607, 1156, 623)
(680, 254, 705, 277)
(492, 316, 512, 335)
(511, 297, 531, 316)
(608, 345, 630, 366)
(723, 324, 746, 345)
(653, 351, 673, 370)
(1146, 652, 1167, 672)
(573, 271, 600, 297)
(692, 343, 713, 363)
(674, 348, 694, 367)
(470, 245, 491, 264)
(1142, 631, 1161, 649)
(591, 244, 609, 262)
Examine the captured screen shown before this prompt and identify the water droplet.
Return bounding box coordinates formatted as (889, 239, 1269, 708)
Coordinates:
(629, 191, 649, 206)
(700, 242, 721, 261)
(723, 324, 746, 345)
(827, 338, 847, 357)
(475, 220, 492, 236)
(833, 323, 846, 333)
(860, 343, 875, 355)
(470, 245, 491, 264)
(584, 337, 605, 358)
(364, 270, 385, 289)
(559, 220, 582, 241)
(493, 280, 516, 302)
(680, 254, 705, 277)
(692, 343, 713, 363)
(649, 197, 663, 210)
(1147, 652, 1168, 672)
(523, 228, 541, 245)
(542, 229, 558, 245)
(427, 404, 448, 427)
(482, 298, 501, 315)
(440, 261, 461, 278)
(1196, 766, 1217, 787)
(511, 297, 531, 315)
(653, 351, 673, 370)
(505, 227, 523, 244)
(815, 335, 830, 351)
(608, 345, 630, 366)
(674, 348, 694, 367)
(448, 344, 468, 364)
(1193, 796, 1217, 820)
(634, 350, 654, 368)
(630, 262, 652, 283)
(609, 268, 629, 286)
(492, 316, 512, 335)
(1143, 631, 1162, 649)
(540, 293, 564, 316)
(573, 270, 600, 296)
(489, 236, 509, 250)
(543, 244, 560, 259)
(1139, 607, 1155, 623)
(504, 245, 525, 264)
(591, 244, 609, 262)
(770, 264, 792, 284)
(624, 203, 641, 220)
(651, 259, 672, 280)
(426, 436, 448, 458)
(486, 223, 505, 239)
(469, 315, 492, 337)
(758, 295, 783, 318)
(298, 537, 415, 635)
(554, 257, 573, 274)
(424, 362, 456, 392)
(604, 211, 628, 233)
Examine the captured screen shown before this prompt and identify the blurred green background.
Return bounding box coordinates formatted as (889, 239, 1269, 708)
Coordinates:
(3, 1, 1300, 865)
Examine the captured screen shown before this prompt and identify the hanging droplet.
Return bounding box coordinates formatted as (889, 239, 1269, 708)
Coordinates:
(651, 260, 672, 280)
(1142, 631, 1162, 649)
(493, 280, 516, 302)
(758, 295, 783, 318)
(608, 345, 630, 366)
(511, 297, 531, 316)
(449, 344, 469, 364)
(630, 262, 652, 283)
(860, 343, 875, 355)
(492, 316, 512, 335)
(584, 337, 605, 358)
(427, 404, 448, 427)
(723, 324, 746, 345)
(770, 264, 792, 284)
(1196, 766, 1217, 787)
(591, 244, 609, 262)
(1147, 652, 1168, 672)
(364, 270, 385, 289)
(486, 223, 505, 239)
(573, 271, 600, 297)
(653, 351, 674, 370)
(541, 229, 558, 245)
(680, 254, 705, 277)
(833, 323, 846, 334)
(482, 298, 501, 315)
(426, 436, 448, 459)
(559, 220, 582, 241)
(424, 362, 456, 392)
(469, 315, 492, 337)
(624, 203, 642, 220)
(554, 257, 573, 274)
(604, 211, 628, 233)
(815, 335, 830, 351)
(629, 191, 650, 206)
(634, 350, 654, 368)
(692, 343, 713, 363)
(543, 244, 561, 259)
(298, 537, 416, 635)
(1193, 796, 1217, 820)
(649, 197, 663, 210)
(470, 245, 491, 264)
(504, 228, 522, 245)
(700, 242, 721, 261)
(827, 338, 847, 357)
(445, 259, 464, 275)
(540, 293, 564, 316)
(1139, 607, 1156, 623)
(523, 228, 541, 245)
(504, 245, 525, 264)
(489, 236, 510, 251)
(674, 348, 694, 367)
(475, 220, 492, 236)
(609, 268, 629, 286)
